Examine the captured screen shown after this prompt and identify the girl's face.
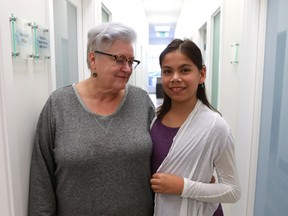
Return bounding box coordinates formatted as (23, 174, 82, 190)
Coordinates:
(161, 50, 206, 105)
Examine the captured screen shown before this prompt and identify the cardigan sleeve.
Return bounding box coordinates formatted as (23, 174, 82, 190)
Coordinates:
(181, 132, 241, 203)
(28, 97, 57, 216)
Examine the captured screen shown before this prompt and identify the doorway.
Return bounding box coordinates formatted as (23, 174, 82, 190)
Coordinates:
(53, 0, 84, 88)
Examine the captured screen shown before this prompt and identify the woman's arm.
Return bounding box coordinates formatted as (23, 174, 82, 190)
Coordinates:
(28, 98, 57, 215)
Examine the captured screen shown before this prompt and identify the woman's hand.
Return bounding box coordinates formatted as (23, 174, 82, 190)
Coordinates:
(150, 173, 184, 195)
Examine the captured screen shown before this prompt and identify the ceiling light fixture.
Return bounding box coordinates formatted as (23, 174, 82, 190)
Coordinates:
(156, 31, 169, 37)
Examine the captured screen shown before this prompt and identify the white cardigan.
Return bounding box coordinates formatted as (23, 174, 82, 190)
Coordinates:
(152, 100, 241, 216)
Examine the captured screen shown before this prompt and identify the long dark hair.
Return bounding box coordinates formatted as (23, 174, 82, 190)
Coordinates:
(157, 38, 220, 119)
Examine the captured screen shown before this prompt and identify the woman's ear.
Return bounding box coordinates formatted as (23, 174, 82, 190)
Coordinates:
(89, 52, 96, 67)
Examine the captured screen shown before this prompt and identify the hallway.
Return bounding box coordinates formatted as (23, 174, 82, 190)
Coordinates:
(1, 0, 288, 216)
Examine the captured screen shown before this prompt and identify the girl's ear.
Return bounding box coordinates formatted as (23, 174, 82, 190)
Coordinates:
(199, 65, 206, 84)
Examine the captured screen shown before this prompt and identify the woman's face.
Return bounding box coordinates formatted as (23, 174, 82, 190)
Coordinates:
(91, 40, 135, 92)
(161, 50, 206, 105)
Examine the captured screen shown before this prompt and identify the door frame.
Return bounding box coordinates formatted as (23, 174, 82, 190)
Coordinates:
(47, 0, 86, 91)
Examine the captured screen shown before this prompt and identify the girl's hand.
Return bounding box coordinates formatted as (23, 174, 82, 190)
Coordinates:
(150, 173, 184, 195)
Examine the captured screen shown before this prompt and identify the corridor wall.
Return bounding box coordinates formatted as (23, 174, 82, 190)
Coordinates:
(0, 0, 52, 215)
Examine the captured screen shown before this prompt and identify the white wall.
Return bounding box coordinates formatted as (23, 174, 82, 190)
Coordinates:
(0, 0, 52, 215)
(175, 0, 221, 40)
(218, 1, 244, 215)
(101, 0, 150, 91)
(0, 2, 13, 213)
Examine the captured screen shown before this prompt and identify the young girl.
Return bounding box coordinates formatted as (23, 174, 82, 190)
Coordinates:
(150, 39, 241, 216)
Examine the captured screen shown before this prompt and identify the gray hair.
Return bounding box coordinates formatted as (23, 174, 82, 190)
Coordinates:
(86, 22, 137, 69)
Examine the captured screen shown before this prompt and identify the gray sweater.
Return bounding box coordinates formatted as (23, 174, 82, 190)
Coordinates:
(29, 84, 155, 216)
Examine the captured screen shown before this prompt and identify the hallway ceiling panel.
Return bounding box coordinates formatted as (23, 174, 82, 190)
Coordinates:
(141, 0, 185, 44)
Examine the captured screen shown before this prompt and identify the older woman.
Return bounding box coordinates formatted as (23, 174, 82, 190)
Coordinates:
(29, 22, 155, 216)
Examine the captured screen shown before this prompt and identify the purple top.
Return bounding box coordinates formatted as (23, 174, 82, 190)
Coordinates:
(150, 118, 179, 174)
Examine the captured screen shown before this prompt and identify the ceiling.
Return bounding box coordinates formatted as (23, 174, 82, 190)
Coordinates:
(141, 0, 185, 45)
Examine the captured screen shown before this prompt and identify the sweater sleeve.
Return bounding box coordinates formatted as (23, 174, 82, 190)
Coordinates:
(28, 97, 57, 216)
(181, 132, 241, 203)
